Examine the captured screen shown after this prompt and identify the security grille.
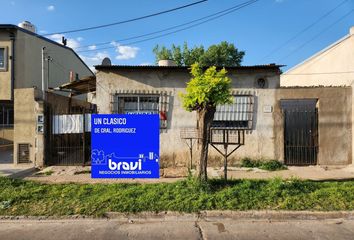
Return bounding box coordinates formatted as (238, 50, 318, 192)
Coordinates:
(213, 95, 254, 129)
(112, 93, 169, 128)
(18, 143, 30, 163)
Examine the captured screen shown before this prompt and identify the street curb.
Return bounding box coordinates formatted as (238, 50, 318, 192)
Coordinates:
(0, 211, 353, 222)
(104, 211, 354, 222)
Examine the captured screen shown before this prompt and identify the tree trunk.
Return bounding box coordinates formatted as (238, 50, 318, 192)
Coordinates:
(197, 106, 216, 181)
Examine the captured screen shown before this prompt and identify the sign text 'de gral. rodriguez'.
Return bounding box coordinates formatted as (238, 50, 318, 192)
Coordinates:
(91, 114, 160, 178)
(93, 117, 136, 134)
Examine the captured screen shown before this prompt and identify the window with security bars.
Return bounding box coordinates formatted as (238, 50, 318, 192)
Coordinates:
(0, 103, 14, 127)
(112, 94, 167, 128)
(212, 95, 253, 129)
(113, 95, 159, 114)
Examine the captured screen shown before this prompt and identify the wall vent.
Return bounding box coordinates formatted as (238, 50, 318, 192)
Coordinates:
(18, 143, 30, 163)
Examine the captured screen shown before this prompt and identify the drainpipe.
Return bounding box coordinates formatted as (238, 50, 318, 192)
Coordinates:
(41, 47, 46, 100)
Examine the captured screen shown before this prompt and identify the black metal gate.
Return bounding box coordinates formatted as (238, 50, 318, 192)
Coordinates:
(45, 93, 96, 166)
(281, 100, 318, 166)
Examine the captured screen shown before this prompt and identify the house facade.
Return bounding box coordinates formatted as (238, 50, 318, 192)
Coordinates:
(94, 63, 352, 167)
(0, 22, 93, 166)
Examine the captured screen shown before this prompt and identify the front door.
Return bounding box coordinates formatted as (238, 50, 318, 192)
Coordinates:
(281, 99, 318, 166)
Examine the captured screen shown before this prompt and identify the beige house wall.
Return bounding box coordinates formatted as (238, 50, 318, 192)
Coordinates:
(0, 38, 12, 100)
(13, 88, 44, 166)
(96, 68, 281, 167)
(14, 30, 93, 92)
(275, 87, 352, 165)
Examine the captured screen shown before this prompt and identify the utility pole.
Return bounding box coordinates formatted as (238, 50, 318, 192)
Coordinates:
(41, 47, 46, 99)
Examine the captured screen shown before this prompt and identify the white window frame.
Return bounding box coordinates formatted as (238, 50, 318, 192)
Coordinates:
(0, 47, 8, 72)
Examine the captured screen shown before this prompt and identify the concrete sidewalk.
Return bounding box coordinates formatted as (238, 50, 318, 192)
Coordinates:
(23, 164, 354, 184)
(0, 218, 353, 240)
(0, 164, 36, 178)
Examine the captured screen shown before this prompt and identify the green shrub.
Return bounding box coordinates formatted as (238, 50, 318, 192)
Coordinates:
(240, 158, 287, 171)
(240, 157, 255, 168)
(259, 160, 287, 171)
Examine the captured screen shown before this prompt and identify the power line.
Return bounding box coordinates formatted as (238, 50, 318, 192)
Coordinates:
(259, 0, 349, 62)
(44, 0, 208, 36)
(77, 0, 258, 50)
(278, 8, 354, 63)
(77, 0, 260, 53)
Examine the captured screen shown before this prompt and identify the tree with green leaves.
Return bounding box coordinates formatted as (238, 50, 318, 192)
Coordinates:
(180, 63, 233, 181)
(153, 41, 244, 67)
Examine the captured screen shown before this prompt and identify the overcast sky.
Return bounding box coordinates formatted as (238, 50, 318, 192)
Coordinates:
(2, 0, 354, 70)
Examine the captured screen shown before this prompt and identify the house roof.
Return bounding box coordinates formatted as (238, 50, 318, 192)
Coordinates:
(0, 24, 94, 75)
(95, 64, 284, 71)
(58, 75, 96, 96)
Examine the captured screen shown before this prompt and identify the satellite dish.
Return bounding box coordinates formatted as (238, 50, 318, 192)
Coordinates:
(101, 57, 111, 66)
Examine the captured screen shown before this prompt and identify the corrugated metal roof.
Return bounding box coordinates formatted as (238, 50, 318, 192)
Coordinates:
(95, 64, 285, 70)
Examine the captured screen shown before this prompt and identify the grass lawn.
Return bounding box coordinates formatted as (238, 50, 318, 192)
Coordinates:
(0, 177, 353, 216)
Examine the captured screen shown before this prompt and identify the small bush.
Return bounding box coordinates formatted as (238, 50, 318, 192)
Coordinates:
(74, 170, 91, 175)
(259, 160, 287, 171)
(240, 158, 287, 171)
(36, 170, 54, 176)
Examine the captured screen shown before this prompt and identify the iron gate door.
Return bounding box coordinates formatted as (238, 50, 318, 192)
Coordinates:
(44, 92, 96, 166)
(46, 108, 93, 166)
(281, 100, 318, 166)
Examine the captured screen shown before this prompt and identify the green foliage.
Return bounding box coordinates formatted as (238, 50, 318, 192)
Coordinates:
(153, 41, 245, 66)
(0, 177, 353, 216)
(152, 45, 172, 61)
(180, 63, 233, 111)
(74, 170, 91, 175)
(202, 41, 245, 67)
(36, 170, 54, 176)
(240, 158, 288, 171)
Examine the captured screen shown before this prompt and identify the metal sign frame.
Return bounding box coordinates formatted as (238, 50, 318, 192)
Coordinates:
(209, 128, 245, 179)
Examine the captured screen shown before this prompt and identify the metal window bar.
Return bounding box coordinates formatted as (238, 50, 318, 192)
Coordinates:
(0, 104, 14, 128)
(213, 95, 253, 129)
(112, 93, 168, 128)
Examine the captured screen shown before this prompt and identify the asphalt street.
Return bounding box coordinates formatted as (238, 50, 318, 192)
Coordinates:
(0, 218, 354, 240)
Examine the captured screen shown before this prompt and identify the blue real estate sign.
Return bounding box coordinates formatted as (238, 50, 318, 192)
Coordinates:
(91, 114, 160, 178)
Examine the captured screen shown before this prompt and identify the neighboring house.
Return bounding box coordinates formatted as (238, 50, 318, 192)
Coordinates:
(0, 21, 94, 166)
(281, 26, 354, 87)
(94, 62, 352, 168)
(281, 26, 354, 165)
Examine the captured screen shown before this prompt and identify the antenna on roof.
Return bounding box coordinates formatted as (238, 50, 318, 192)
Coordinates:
(62, 36, 67, 46)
